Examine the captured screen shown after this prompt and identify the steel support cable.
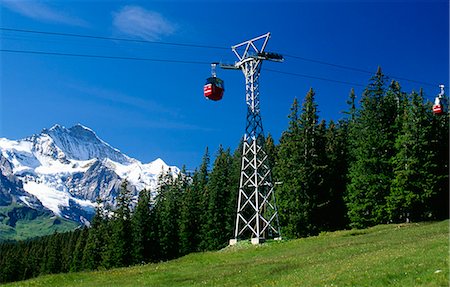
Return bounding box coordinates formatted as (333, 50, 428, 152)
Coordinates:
(283, 54, 437, 87)
(263, 68, 365, 87)
(0, 27, 228, 50)
(0, 27, 439, 86)
(0, 48, 211, 65)
(0, 48, 439, 88)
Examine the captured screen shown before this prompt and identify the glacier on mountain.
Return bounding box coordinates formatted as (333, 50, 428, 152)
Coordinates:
(0, 124, 179, 224)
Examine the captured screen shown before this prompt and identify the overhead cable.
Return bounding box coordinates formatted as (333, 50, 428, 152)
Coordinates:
(0, 27, 229, 50)
(0, 26, 440, 87)
(0, 49, 211, 65)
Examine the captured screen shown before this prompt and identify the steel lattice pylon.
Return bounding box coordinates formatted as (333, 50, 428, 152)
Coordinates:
(223, 33, 283, 245)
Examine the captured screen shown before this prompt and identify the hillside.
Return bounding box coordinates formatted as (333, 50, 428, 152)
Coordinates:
(4, 220, 448, 287)
(0, 204, 79, 241)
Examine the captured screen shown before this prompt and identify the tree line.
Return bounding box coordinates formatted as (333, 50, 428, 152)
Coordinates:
(1, 68, 448, 283)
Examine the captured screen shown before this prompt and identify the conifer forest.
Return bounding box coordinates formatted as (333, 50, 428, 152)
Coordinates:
(1, 69, 448, 283)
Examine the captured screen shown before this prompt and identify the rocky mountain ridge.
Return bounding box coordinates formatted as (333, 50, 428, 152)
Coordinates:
(0, 124, 178, 224)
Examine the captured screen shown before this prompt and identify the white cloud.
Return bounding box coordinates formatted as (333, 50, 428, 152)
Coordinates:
(112, 6, 176, 41)
(2, 0, 87, 27)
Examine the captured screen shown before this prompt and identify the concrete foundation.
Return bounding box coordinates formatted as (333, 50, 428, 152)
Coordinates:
(251, 237, 265, 245)
(229, 239, 238, 246)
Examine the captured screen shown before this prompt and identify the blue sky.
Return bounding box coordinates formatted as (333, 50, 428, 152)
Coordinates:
(1, 0, 448, 170)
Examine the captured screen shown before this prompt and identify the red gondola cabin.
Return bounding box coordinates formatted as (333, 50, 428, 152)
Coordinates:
(433, 96, 447, 115)
(433, 85, 447, 115)
(204, 77, 224, 101)
(433, 103, 443, 114)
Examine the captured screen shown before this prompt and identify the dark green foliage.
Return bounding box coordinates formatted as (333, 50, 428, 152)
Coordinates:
(346, 68, 398, 228)
(71, 227, 88, 272)
(108, 180, 133, 267)
(155, 169, 181, 259)
(275, 89, 327, 238)
(274, 97, 303, 238)
(265, 133, 277, 171)
(179, 160, 207, 255)
(132, 189, 153, 263)
(82, 198, 107, 270)
(320, 120, 349, 230)
(201, 146, 235, 250)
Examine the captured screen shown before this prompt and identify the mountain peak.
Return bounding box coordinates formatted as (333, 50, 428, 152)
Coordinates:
(42, 124, 131, 163)
(48, 124, 63, 131)
(45, 124, 98, 142)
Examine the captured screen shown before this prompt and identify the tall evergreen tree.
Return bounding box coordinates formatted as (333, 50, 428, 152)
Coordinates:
(205, 146, 232, 249)
(275, 98, 303, 238)
(227, 140, 242, 240)
(427, 89, 449, 220)
(71, 227, 88, 272)
(322, 120, 349, 230)
(346, 67, 398, 228)
(82, 198, 107, 270)
(345, 88, 357, 122)
(265, 133, 277, 172)
(297, 92, 327, 236)
(131, 189, 153, 264)
(201, 146, 234, 250)
(108, 180, 133, 267)
(276, 89, 325, 238)
(155, 169, 181, 259)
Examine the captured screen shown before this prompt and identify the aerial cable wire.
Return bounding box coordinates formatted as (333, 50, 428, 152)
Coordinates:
(263, 68, 365, 87)
(0, 48, 366, 87)
(0, 27, 438, 87)
(0, 48, 439, 88)
(0, 26, 440, 87)
(283, 54, 436, 87)
(0, 48, 211, 65)
(0, 27, 228, 50)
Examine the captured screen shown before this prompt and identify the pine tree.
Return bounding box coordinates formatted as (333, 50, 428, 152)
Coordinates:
(195, 148, 211, 250)
(296, 89, 327, 236)
(344, 88, 357, 122)
(179, 181, 197, 255)
(155, 169, 181, 259)
(227, 141, 242, 240)
(179, 165, 204, 255)
(265, 133, 277, 172)
(82, 198, 107, 270)
(132, 189, 153, 264)
(275, 97, 303, 238)
(108, 180, 133, 267)
(426, 89, 449, 220)
(322, 120, 349, 230)
(311, 119, 329, 231)
(346, 67, 397, 228)
(61, 230, 79, 273)
(201, 146, 234, 250)
(71, 228, 88, 272)
(276, 89, 325, 238)
(42, 234, 62, 274)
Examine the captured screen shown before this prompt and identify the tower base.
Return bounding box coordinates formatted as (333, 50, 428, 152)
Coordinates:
(251, 237, 265, 245)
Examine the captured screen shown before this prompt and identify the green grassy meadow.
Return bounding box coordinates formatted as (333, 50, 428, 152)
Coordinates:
(0, 205, 79, 241)
(5, 220, 448, 286)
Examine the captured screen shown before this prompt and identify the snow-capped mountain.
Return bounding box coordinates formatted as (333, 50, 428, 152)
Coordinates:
(0, 124, 179, 224)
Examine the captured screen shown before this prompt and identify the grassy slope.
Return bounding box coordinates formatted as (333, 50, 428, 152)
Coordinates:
(0, 205, 79, 241)
(5, 220, 449, 287)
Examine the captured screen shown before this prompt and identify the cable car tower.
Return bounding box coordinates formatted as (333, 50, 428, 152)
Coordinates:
(221, 32, 283, 245)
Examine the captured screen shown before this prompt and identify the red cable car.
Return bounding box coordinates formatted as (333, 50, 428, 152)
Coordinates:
(204, 63, 224, 101)
(433, 85, 447, 115)
(433, 102, 443, 114)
